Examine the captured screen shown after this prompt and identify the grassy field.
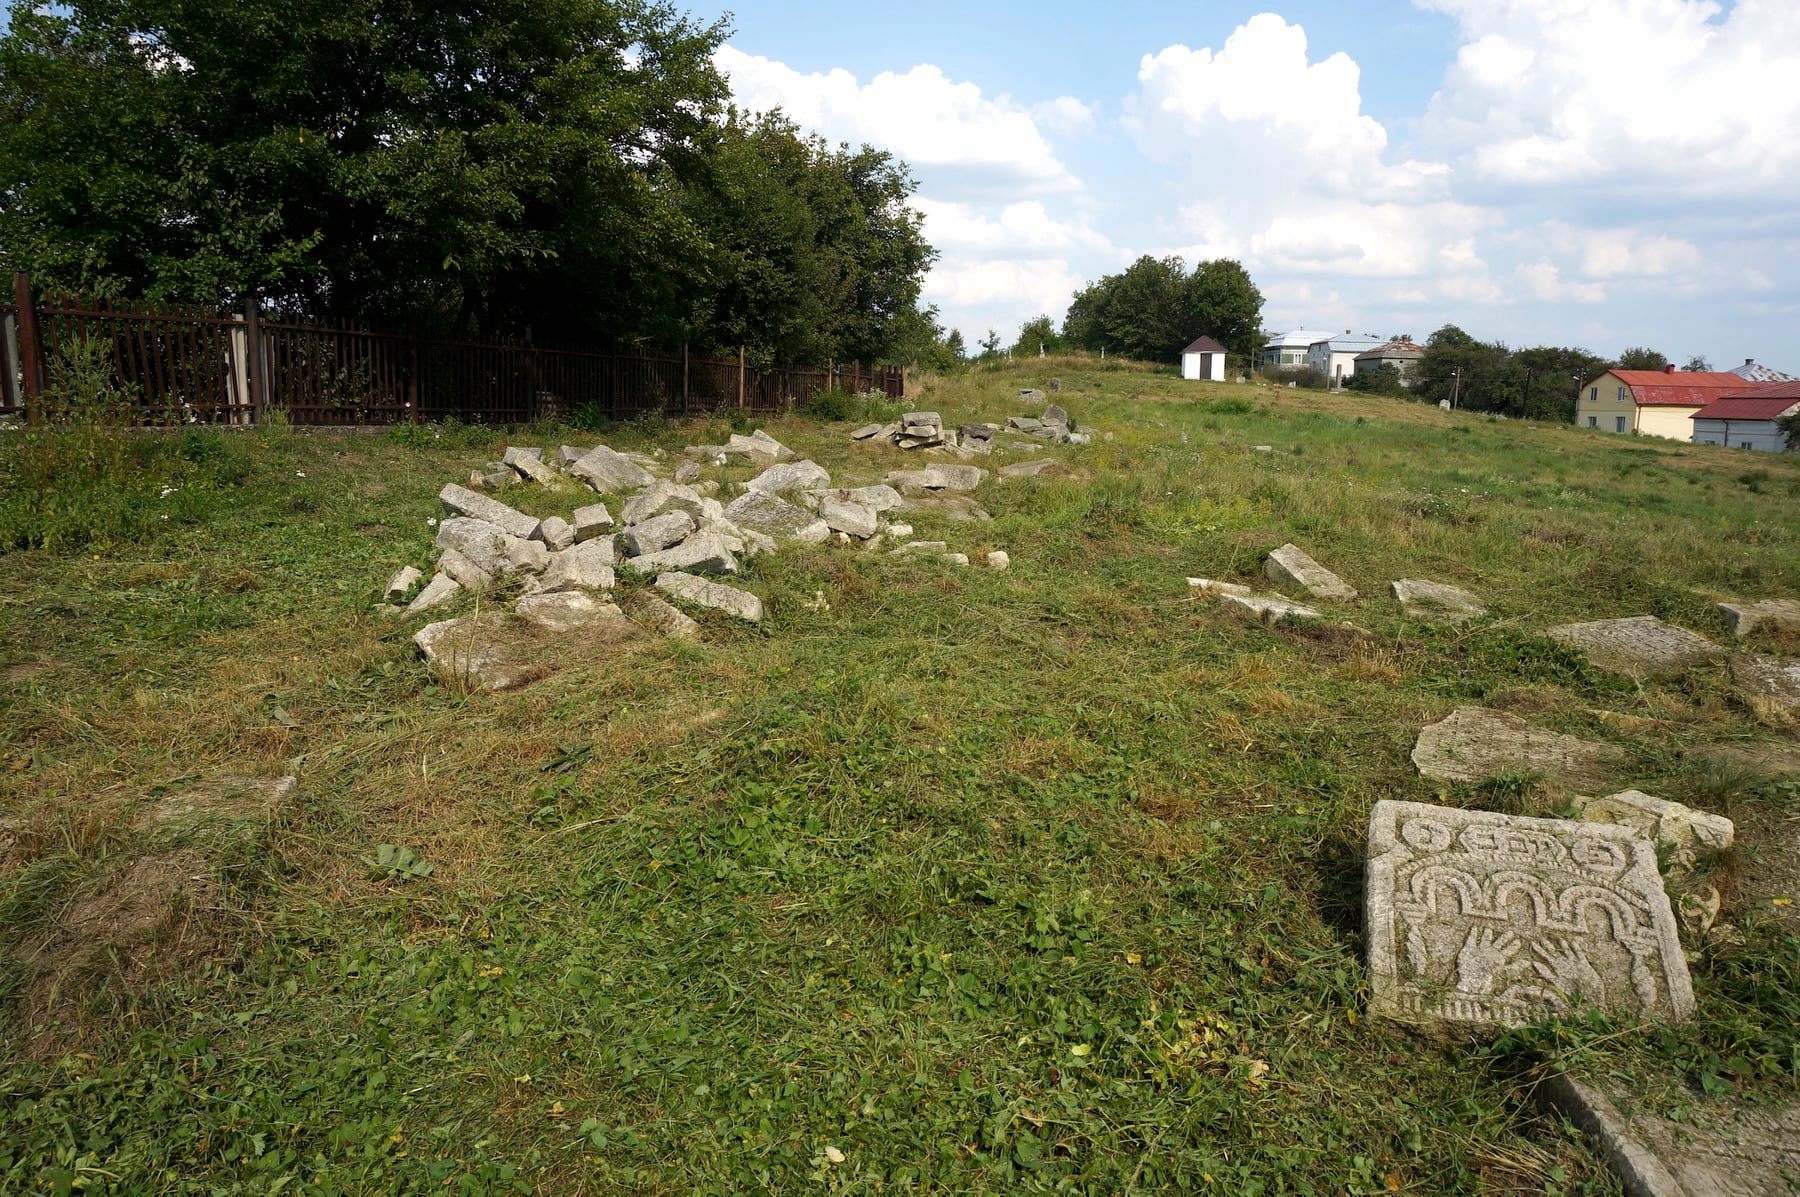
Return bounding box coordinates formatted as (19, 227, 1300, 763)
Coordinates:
(2, 358, 1798, 1194)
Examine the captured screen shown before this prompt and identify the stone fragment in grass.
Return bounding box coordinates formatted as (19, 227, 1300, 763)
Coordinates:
(624, 591, 701, 639)
(516, 591, 630, 635)
(536, 516, 575, 552)
(885, 464, 984, 493)
(572, 502, 614, 543)
(943, 552, 969, 566)
(534, 539, 616, 592)
(435, 516, 512, 576)
(1411, 706, 1620, 786)
(1391, 578, 1486, 621)
(618, 510, 695, 557)
(1007, 416, 1045, 432)
(815, 484, 903, 512)
(792, 520, 831, 546)
(886, 523, 913, 538)
(1575, 790, 1734, 860)
(999, 458, 1057, 480)
(724, 489, 817, 535)
(673, 459, 701, 485)
(620, 480, 707, 526)
(625, 534, 739, 577)
(133, 774, 297, 837)
(1716, 597, 1800, 638)
(401, 572, 459, 616)
(504, 537, 550, 575)
(552, 445, 585, 467)
(1018, 389, 1046, 403)
(1265, 543, 1357, 600)
(1217, 591, 1322, 625)
(438, 548, 495, 593)
(569, 444, 656, 493)
(1041, 403, 1069, 428)
(747, 459, 831, 494)
(655, 571, 762, 622)
(986, 551, 1010, 570)
(414, 613, 549, 692)
(1548, 616, 1725, 679)
(385, 566, 423, 604)
(1365, 799, 1693, 1036)
(502, 446, 557, 485)
(819, 497, 878, 539)
(723, 430, 794, 463)
(891, 541, 949, 555)
(438, 483, 541, 541)
(1731, 653, 1800, 718)
(850, 423, 885, 440)
(1251, 444, 1274, 453)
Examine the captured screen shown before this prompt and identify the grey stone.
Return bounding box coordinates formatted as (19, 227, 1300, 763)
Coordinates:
(723, 430, 794, 462)
(569, 444, 656, 493)
(1188, 576, 1321, 623)
(468, 470, 486, 489)
(438, 548, 495, 593)
(1544, 1072, 1800, 1197)
(901, 411, 941, 428)
(625, 534, 739, 577)
(1365, 800, 1693, 1035)
(1000, 458, 1057, 479)
(1576, 790, 1735, 858)
(1048, 378, 1060, 392)
(1065, 432, 1092, 446)
(960, 423, 998, 442)
(986, 550, 1010, 570)
(627, 592, 700, 639)
(534, 538, 616, 592)
(1252, 444, 1274, 453)
(1411, 706, 1621, 785)
(572, 502, 614, 542)
(723, 489, 817, 535)
(435, 516, 513, 576)
(515, 590, 631, 634)
(401, 572, 459, 616)
(896, 494, 990, 521)
(1717, 597, 1800, 638)
(1008, 416, 1045, 432)
(747, 459, 831, 494)
(1018, 388, 1046, 403)
(552, 445, 585, 467)
(1041, 403, 1069, 427)
(792, 520, 831, 546)
(891, 540, 949, 555)
(656, 571, 762, 622)
(504, 537, 551, 575)
(502, 446, 557, 484)
(673, 459, 701, 485)
(816, 484, 903, 512)
(1392, 578, 1486, 621)
(1731, 653, 1800, 717)
(1548, 616, 1726, 679)
(620, 480, 707, 526)
(850, 422, 886, 440)
(438, 483, 541, 541)
(385, 566, 423, 604)
(820, 496, 879, 539)
(414, 614, 547, 692)
(1265, 543, 1357, 600)
(537, 515, 575, 552)
(618, 510, 695, 557)
(885, 464, 984, 493)
(483, 469, 514, 489)
(942, 552, 969, 566)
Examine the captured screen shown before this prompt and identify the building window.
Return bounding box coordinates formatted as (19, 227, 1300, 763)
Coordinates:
(1740, 442, 1753, 450)
(1616, 416, 1627, 432)
(1617, 386, 1628, 401)
(1587, 416, 1598, 428)
(1589, 388, 1598, 402)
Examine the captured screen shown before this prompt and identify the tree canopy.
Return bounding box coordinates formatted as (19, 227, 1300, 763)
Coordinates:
(1061, 255, 1263, 362)
(1617, 346, 1670, 371)
(1011, 315, 1062, 357)
(1411, 325, 1610, 421)
(0, 0, 939, 363)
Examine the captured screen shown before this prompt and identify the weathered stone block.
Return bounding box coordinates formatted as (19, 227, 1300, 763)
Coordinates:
(986, 551, 1010, 570)
(1576, 790, 1734, 856)
(1391, 578, 1486, 621)
(625, 534, 739, 577)
(620, 480, 706, 526)
(1041, 403, 1069, 427)
(572, 502, 614, 542)
(618, 510, 695, 557)
(537, 516, 575, 552)
(438, 548, 495, 593)
(885, 465, 984, 493)
(504, 537, 550, 575)
(515, 591, 631, 634)
(535, 539, 616, 592)
(569, 444, 656, 493)
(724, 489, 816, 535)
(792, 520, 831, 546)
(819, 496, 878, 539)
(747, 459, 831, 494)
(626, 592, 701, 639)
(1000, 458, 1057, 479)
(414, 614, 546, 692)
(1366, 800, 1693, 1035)
(1731, 653, 1800, 718)
(850, 423, 886, 440)
(1716, 597, 1800, 637)
(401, 572, 459, 616)
(385, 566, 423, 604)
(655, 571, 762, 622)
(502, 446, 557, 484)
(1265, 543, 1357, 600)
(438, 484, 540, 541)
(818, 484, 902, 512)
(673, 459, 701, 485)
(1411, 706, 1620, 785)
(1549, 616, 1725, 678)
(435, 516, 512, 576)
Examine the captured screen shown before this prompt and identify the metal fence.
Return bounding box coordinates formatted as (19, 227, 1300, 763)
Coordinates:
(1, 273, 904, 426)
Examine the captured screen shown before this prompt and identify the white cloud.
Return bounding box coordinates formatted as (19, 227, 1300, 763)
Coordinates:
(913, 199, 1116, 259)
(1517, 262, 1607, 304)
(1030, 96, 1100, 137)
(1577, 230, 1703, 279)
(922, 259, 1088, 313)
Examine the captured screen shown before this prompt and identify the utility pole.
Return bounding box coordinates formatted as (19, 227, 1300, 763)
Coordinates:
(1450, 367, 1461, 410)
(1521, 368, 1532, 420)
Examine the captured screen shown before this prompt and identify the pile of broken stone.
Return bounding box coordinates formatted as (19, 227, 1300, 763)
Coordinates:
(851, 392, 1092, 457)
(381, 428, 1014, 689)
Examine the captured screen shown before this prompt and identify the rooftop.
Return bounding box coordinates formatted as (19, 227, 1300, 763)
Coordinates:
(1181, 335, 1229, 355)
(1731, 358, 1796, 383)
(1607, 368, 1771, 407)
(1262, 329, 1340, 349)
(1355, 338, 1425, 360)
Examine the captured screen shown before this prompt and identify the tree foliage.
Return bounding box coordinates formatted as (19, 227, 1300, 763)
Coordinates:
(1011, 315, 1062, 357)
(1412, 325, 1610, 421)
(1684, 354, 1713, 373)
(0, 0, 937, 363)
(1618, 346, 1670, 371)
(1344, 362, 1406, 396)
(1061, 255, 1263, 362)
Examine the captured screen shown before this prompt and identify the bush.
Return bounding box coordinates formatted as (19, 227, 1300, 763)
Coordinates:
(799, 388, 901, 425)
(1256, 365, 1330, 390)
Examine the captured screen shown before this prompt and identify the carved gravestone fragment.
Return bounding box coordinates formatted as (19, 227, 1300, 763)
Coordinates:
(1365, 800, 1693, 1035)
(1547, 615, 1724, 678)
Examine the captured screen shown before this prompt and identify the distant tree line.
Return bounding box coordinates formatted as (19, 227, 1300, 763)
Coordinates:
(0, 0, 941, 365)
(1404, 326, 1711, 422)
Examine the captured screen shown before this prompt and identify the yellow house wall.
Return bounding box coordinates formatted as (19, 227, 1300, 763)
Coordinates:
(1637, 405, 1702, 441)
(1576, 372, 1636, 433)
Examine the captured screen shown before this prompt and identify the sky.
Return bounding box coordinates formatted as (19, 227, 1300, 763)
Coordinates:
(699, 0, 1800, 368)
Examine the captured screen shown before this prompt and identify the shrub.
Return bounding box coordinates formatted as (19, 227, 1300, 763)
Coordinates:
(800, 388, 901, 425)
(1256, 365, 1330, 390)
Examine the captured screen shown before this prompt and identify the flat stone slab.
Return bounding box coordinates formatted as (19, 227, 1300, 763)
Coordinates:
(624, 534, 739, 577)
(819, 496, 878, 539)
(400, 572, 459, 616)
(1412, 706, 1622, 786)
(515, 591, 630, 635)
(438, 484, 540, 541)
(502, 446, 557, 485)
(1391, 578, 1486, 621)
(625, 592, 700, 639)
(1717, 597, 1800, 638)
(1188, 577, 1322, 624)
(1366, 800, 1693, 1034)
(385, 566, 423, 604)
(1577, 790, 1735, 857)
(655, 571, 762, 622)
(723, 489, 816, 535)
(1548, 616, 1725, 679)
(849, 422, 885, 440)
(747, 459, 831, 494)
(619, 480, 706, 526)
(534, 538, 616, 592)
(885, 464, 984, 493)
(1545, 1074, 1800, 1197)
(1265, 543, 1357, 600)
(617, 510, 695, 558)
(817, 484, 902, 512)
(414, 614, 548, 692)
(999, 458, 1057, 479)
(1732, 653, 1800, 717)
(569, 444, 656, 493)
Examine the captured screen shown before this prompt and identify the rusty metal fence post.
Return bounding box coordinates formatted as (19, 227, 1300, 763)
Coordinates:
(242, 299, 265, 423)
(12, 273, 42, 424)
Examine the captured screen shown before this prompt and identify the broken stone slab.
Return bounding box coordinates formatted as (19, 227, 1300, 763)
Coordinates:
(515, 590, 632, 635)
(133, 774, 297, 837)
(1365, 799, 1693, 1035)
(435, 516, 513, 576)
(438, 483, 541, 542)
(619, 480, 707, 527)
(533, 538, 616, 592)
(1391, 578, 1486, 621)
(385, 566, 423, 604)
(897, 495, 990, 521)
(1732, 653, 1800, 718)
(414, 614, 549, 693)
(483, 469, 514, 489)
(552, 445, 586, 467)
(1018, 388, 1046, 403)
(655, 571, 762, 622)
(814, 484, 903, 512)
(986, 551, 1010, 570)
(1065, 431, 1093, 446)
(502, 446, 557, 485)
(891, 540, 949, 555)
(901, 411, 941, 428)
(1187, 577, 1320, 624)
(723, 488, 817, 535)
(401, 572, 459, 616)
(850, 422, 886, 440)
(886, 523, 913, 538)
(1716, 597, 1800, 638)
(1251, 444, 1274, 453)
(572, 502, 614, 543)
(1265, 543, 1357, 600)
(819, 496, 878, 539)
(673, 459, 701, 485)
(1411, 706, 1622, 786)
(959, 423, 998, 442)
(1548, 616, 1726, 679)
(723, 430, 794, 463)
(999, 458, 1057, 480)
(943, 552, 969, 566)
(1041, 403, 1069, 427)
(617, 510, 696, 558)
(1543, 1073, 1800, 1197)
(536, 515, 575, 552)
(624, 534, 739, 577)
(747, 459, 832, 494)
(1576, 790, 1735, 861)
(885, 464, 984, 493)
(439, 548, 496, 593)
(569, 444, 657, 493)
(623, 591, 701, 639)
(504, 537, 550, 575)
(1007, 416, 1045, 432)
(792, 520, 831, 546)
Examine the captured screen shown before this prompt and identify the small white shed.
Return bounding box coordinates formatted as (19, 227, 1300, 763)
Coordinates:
(1181, 336, 1229, 382)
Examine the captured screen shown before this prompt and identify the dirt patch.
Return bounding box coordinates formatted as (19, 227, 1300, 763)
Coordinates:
(1281, 620, 1370, 661)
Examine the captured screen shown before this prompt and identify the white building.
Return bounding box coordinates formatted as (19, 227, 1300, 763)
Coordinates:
(1307, 332, 1387, 387)
(1258, 329, 1337, 369)
(1691, 384, 1800, 452)
(1181, 335, 1229, 381)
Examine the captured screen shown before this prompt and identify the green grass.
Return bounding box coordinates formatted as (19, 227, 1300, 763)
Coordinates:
(2, 362, 1798, 1194)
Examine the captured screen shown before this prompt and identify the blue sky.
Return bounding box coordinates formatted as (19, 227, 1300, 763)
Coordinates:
(705, 0, 1800, 369)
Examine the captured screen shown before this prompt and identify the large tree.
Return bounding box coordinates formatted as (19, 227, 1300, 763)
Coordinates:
(1618, 346, 1670, 371)
(1413, 325, 1609, 421)
(1061, 255, 1263, 363)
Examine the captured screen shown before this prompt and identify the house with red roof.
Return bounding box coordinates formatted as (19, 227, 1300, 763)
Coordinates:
(1573, 364, 1770, 440)
(1691, 382, 1800, 453)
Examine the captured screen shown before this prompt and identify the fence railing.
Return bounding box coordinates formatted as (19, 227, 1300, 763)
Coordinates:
(1, 273, 904, 426)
